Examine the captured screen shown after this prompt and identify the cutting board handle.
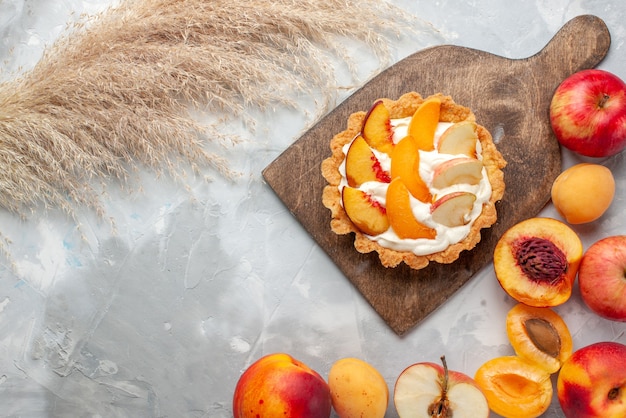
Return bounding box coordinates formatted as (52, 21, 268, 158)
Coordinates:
(532, 15, 610, 78)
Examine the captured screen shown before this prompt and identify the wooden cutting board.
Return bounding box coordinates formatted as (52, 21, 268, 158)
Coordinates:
(262, 15, 610, 335)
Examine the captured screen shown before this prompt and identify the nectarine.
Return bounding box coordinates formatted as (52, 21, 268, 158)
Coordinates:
(233, 353, 331, 418)
(557, 341, 626, 418)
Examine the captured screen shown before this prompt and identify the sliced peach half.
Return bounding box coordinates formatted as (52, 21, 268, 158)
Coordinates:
(437, 121, 478, 157)
(407, 96, 441, 151)
(431, 157, 484, 189)
(475, 356, 553, 418)
(361, 100, 394, 155)
(506, 303, 573, 374)
(345, 135, 391, 187)
(431, 192, 476, 227)
(390, 135, 432, 202)
(342, 186, 389, 236)
(386, 178, 436, 240)
(493, 217, 583, 307)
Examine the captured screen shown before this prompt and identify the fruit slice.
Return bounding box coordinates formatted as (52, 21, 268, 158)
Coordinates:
(437, 121, 478, 157)
(345, 135, 391, 187)
(390, 135, 432, 202)
(493, 217, 583, 307)
(361, 100, 394, 155)
(431, 192, 476, 227)
(407, 97, 441, 151)
(506, 303, 573, 374)
(394, 356, 490, 418)
(386, 178, 436, 239)
(342, 186, 389, 236)
(475, 356, 553, 418)
(431, 157, 484, 189)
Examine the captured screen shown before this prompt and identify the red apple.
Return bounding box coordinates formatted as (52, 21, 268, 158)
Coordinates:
(233, 353, 331, 418)
(394, 356, 489, 418)
(557, 341, 626, 418)
(578, 235, 626, 321)
(550, 69, 626, 157)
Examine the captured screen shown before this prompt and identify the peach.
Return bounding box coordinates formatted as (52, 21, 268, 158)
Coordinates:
(474, 356, 553, 418)
(551, 163, 615, 224)
(436, 121, 478, 157)
(233, 353, 331, 418)
(493, 217, 583, 307)
(506, 303, 573, 374)
(390, 135, 432, 202)
(557, 341, 626, 418)
(386, 178, 437, 240)
(342, 186, 389, 236)
(328, 358, 389, 418)
(345, 135, 391, 187)
(407, 96, 441, 151)
(361, 100, 394, 155)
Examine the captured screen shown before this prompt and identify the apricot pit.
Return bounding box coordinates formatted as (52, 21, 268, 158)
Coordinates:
(494, 217, 583, 307)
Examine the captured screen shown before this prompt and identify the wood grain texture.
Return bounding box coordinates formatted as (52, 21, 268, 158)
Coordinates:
(262, 15, 610, 335)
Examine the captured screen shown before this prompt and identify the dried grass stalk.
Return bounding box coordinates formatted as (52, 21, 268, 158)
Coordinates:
(0, 0, 430, 218)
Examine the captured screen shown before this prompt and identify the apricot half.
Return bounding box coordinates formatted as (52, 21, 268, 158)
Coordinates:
(475, 356, 553, 418)
(506, 303, 573, 374)
(493, 217, 583, 307)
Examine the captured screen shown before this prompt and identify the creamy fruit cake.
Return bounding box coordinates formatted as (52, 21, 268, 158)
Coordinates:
(321, 92, 506, 269)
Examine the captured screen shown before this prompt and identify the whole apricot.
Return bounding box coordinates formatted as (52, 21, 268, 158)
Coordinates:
(328, 357, 388, 418)
(551, 163, 615, 224)
(233, 353, 331, 418)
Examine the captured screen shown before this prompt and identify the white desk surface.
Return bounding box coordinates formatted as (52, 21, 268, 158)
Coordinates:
(1, 1, 625, 416)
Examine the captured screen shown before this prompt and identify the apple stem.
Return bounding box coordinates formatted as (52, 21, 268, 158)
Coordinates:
(599, 93, 610, 108)
(428, 355, 452, 418)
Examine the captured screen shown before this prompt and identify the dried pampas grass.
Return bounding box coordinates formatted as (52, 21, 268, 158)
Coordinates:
(0, 0, 432, 219)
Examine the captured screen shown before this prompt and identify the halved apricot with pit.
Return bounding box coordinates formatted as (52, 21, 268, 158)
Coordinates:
(493, 217, 583, 307)
(475, 356, 553, 418)
(506, 303, 573, 374)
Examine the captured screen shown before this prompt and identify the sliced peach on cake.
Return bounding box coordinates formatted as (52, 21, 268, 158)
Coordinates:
(431, 192, 476, 227)
(386, 178, 436, 239)
(345, 135, 391, 187)
(437, 121, 478, 157)
(342, 186, 389, 236)
(493, 217, 583, 307)
(390, 135, 432, 202)
(361, 100, 394, 155)
(407, 96, 441, 151)
(431, 157, 484, 189)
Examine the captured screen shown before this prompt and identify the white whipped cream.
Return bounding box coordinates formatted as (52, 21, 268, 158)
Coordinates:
(338, 117, 492, 256)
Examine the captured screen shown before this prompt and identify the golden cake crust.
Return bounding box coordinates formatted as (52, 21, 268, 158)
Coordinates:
(321, 92, 506, 269)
